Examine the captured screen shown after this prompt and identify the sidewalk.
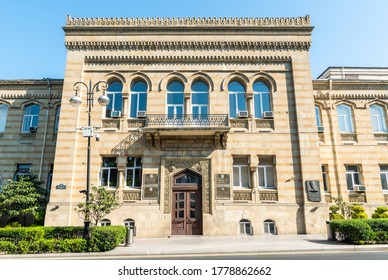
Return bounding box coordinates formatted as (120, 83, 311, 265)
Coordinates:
(2, 234, 388, 258)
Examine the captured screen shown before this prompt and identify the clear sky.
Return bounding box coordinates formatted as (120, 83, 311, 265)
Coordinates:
(1, 0, 387, 80)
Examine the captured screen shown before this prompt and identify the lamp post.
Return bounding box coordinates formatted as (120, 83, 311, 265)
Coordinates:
(69, 79, 110, 239)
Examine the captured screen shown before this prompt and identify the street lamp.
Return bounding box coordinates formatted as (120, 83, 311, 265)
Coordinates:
(69, 79, 110, 239)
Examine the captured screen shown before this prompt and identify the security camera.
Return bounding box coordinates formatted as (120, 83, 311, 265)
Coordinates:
(95, 134, 101, 141)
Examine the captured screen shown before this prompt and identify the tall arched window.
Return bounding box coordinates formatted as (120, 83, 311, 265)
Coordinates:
(370, 104, 387, 133)
(315, 105, 323, 130)
(0, 104, 9, 132)
(54, 105, 61, 132)
(228, 81, 247, 118)
(191, 81, 209, 117)
(253, 81, 271, 118)
(22, 104, 40, 132)
(337, 104, 354, 133)
(105, 81, 123, 118)
(167, 81, 184, 118)
(130, 80, 147, 118)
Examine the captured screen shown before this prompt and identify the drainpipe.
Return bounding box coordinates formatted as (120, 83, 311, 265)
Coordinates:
(38, 78, 52, 181)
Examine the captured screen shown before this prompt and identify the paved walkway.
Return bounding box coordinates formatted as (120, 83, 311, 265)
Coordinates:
(2, 234, 388, 258)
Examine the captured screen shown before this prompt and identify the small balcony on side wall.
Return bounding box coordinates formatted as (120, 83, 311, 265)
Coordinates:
(143, 114, 230, 150)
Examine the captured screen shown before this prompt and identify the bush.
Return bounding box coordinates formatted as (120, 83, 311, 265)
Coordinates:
(43, 226, 84, 240)
(0, 241, 17, 254)
(330, 219, 373, 244)
(350, 205, 368, 219)
(364, 219, 388, 232)
(89, 226, 126, 252)
(0, 227, 44, 242)
(372, 206, 388, 219)
(57, 239, 87, 253)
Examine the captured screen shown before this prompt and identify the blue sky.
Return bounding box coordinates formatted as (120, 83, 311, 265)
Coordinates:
(0, 0, 387, 79)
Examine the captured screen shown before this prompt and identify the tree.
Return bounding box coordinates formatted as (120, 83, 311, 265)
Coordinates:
(0, 176, 45, 226)
(350, 205, 368, 219)
(372, 206, 388, 219)
(330, 196, 352, 219)
(77, 186, 121, 226)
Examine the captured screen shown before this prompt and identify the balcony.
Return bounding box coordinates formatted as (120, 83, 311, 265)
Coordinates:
(143, 114, 230, 149)
(145, 114, 229, 133)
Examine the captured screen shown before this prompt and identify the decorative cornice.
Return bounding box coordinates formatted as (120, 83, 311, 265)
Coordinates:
(314, 92, 388, 100)
(313, 80, 388, 91)
(0, 93, 62, 100)
(84, 55, 292, 64)
(66, 40, 311, 51)
(66, 15, 310, 27)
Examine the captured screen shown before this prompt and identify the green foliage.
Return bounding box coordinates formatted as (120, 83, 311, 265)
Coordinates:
(0, 226, 125, 254)
(6, 222, 22, 228)
(78, 186, 121, 226)
(89, 226, 126, 252)
(0, 176, 46, 225)
(330, 196, 351, 220)
(350, 205, 368, 219)
(330, 219, 372, 244)
(372, 206, 388, 219)
(364, 219, 388, 232)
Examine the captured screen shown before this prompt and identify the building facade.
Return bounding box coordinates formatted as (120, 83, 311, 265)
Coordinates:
(1, 16, 387, 236)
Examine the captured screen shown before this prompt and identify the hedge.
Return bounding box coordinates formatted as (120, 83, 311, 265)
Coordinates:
(0, 225, 126, 254)
(330, 219, 388, 244)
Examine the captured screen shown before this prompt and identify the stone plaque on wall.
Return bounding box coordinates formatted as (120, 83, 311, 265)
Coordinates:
(305, 180, 321, 202)
(143, 174, 159, 200)
(215, 174, 231, 199)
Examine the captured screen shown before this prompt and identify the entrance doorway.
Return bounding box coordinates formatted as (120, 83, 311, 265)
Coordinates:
(171, 170, 203, 235)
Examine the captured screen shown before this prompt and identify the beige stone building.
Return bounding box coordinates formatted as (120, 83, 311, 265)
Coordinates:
(1, 16, 387, 236)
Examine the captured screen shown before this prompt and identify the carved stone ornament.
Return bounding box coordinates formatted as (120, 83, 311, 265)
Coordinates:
(163, 158, 210, 214)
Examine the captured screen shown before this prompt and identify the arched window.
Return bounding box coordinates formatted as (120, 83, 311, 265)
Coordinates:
(337, 104, 354, 133)
(315, 105, 323, 130)
(253, 81, 271, 118)
(22, 104, 40, 132)
(130, 81, 147, 118)
(263, 219, 276, 235)
(54, 105, 61, 132)
(239, 219, 252, 235)
(167, 81, 184, 118)
(0, 104, 9, 132)
(370, 104, 387, 133)
(100, 219, 111, 226)
(191, 81, 209, 117)
(105, 81, 123, 118)
(228, 81, 247, 118)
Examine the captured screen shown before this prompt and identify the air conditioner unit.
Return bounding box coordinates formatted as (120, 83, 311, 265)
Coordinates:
(137, 111, 147, 118)
(318, 126, 324, 132)
(110, 111, 122, 118)
(29, 126, 38, 133)
(353, 185, 366, 191)
(263, 111, 274, 119)
(238, 111, 249, 118)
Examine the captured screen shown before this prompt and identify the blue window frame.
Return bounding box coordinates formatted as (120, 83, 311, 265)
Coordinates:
(337, 104, 354, 133)
(191, 81, 209, 117)
(22, 104, 40, 132)
(130, 81, 147, 118)
(370, 104, 387, 133)
(228, 81, 246, 118)
(0, 104, 9, 132)
(253, 81, 271, 118)
(167, 81, 184, 117)
(105, 81, 123, 118)
(315, 106, 323, 127)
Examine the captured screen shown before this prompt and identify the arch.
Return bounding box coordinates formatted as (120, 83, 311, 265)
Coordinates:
(366, 99, 388, 109)
(221, 72, 249, 92)
(20, 100, 43, 109)
(0, 99, 12, 106)
(250, 72, 277, 93)
(159, 72, 188, 92)
(128, 72, 152, 92)
(188, 72, 214, 92)
(239, 219, 253, 235)
(103, 72, 126, 85)
(334, 99, 357, 109)
(263, 219, 277, 235)
(369, 103, 388, 133)
(336, 103, 355, 133)
(100, 219, 111, 226)
(173, 168, 202, 187)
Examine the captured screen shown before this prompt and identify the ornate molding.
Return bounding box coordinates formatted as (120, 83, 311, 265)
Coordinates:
(66, 41, 311, 51)
(314, 92, 388, 101)
(0, 93, 62, 100)
(233, 190, 252, 201)
(66, 15, 311, 27)
(163, 158, 210, 214)
(85, 55, 292, 64)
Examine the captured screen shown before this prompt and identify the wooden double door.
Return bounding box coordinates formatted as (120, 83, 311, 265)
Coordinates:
(171, 171, 203, 235)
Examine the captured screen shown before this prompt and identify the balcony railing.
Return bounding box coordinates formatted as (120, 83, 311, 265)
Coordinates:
(145, 114, 229, 128)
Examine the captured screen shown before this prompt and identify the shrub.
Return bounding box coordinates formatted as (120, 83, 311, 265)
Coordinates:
(43, 226, 84, 240)
(372, 206, 388, 219)
(330, 219, 373, 244)
(0, 241, 17, 254)
(0, 227, 44, 242)
(364, 219, 388, 232)
(350, 205, 368, 219)
(89, 226, 126, 252)
(57, 239, 87, 253)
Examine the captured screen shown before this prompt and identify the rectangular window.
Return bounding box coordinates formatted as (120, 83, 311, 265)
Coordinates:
(14, 164, 32, 181)
(0, 104, 9, 132)
(125, 156, 142, 188)
(322, 165, 329, 192)
(22, 104, 40, 132)
(233, 157, 250, 188)
(229, 93, 247, 118)
(106, 93, 123, 118)
(380, 166, 388, 191)
(345, 165, 362, 191)
(100, 157, 118, 188)
(130, 93, 147, 118)
(54, 106, 60, 132)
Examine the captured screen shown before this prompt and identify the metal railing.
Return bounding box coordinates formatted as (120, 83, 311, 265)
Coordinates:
(145, 114, 229, 128)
